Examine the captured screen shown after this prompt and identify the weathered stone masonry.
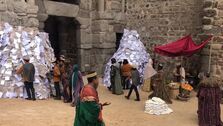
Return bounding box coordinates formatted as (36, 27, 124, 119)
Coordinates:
(0, 0, 223, 77)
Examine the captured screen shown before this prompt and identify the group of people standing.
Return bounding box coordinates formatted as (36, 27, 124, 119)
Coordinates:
(52, 55, 84, 107)
(110, 58, 141, 101)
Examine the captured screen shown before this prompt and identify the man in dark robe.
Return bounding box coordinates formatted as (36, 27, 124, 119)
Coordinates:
(197, 74, 223, 126)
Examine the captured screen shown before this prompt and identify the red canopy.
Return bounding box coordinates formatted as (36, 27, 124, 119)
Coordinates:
(154, 35, 212, 57)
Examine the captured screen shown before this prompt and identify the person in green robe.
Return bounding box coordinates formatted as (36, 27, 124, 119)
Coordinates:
(74, 72, 110, 126)
(110, 58, 124, 95)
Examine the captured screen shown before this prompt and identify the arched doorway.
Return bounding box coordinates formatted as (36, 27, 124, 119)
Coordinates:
(44, 16, 80, 64)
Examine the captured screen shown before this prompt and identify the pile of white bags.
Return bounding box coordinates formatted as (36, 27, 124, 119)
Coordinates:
(103, 29, 150, 87)
(145, 97, 173, 115)
(0, 22, 55, 99)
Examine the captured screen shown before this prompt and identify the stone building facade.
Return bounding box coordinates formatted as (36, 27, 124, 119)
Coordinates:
(0, 0, 223, 76)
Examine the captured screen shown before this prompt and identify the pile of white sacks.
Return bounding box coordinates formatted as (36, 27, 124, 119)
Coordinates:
(145, 97, 173, 115)
(0, 22, 55, 99)
(103, 29, 150, 87)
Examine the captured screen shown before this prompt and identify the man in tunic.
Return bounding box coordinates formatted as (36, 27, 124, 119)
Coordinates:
(16, 56, 36, 101)
(125, 65, 140, 101)
(149, 64, 172, 104)
(197, 73, 223, 126)
(74, 72, 110, 126)
(110, 58, 123, 95)
(121, 59, 133, 89)
(173, 63, 185, 83)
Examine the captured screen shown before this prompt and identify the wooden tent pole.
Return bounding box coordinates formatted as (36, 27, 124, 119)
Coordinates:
(208, 38, 213, 73)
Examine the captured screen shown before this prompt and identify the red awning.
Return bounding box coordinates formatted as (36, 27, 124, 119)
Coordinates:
(154, 35, 212, 57)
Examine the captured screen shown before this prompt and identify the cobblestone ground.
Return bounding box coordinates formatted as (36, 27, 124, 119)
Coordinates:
(0, 84, 223, 126)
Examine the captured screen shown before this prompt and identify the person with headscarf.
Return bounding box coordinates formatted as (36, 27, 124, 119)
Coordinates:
(110, 58, 123, 95)
(197, 73, 223, 126)
(142, 58, 157, 92)
(149, 64, 172, 104)
(71, 64, 84, 107)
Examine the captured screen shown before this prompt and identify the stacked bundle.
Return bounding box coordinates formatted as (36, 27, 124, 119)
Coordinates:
(145, 97, 173, 115)
(103, 29, 150, 87)
(0, 22, 55, 99)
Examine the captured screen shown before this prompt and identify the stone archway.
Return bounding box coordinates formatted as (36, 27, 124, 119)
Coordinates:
(44, 16, 81, 64)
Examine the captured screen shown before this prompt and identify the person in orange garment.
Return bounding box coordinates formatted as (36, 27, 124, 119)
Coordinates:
(53, 59, 61, 100)
(121, 59, 133, 89)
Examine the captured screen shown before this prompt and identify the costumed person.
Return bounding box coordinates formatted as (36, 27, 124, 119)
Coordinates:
(125, 65, 140, 101)
(149, 64, 172, 104)
(121, 59, 133, 89)
(110, 58, 123, 95)
(16, 56, 36, 101)
(74, 72, 111, 126)
(62, 66, 71, 103)
(142, 58, 157, 92)
(197, 73, 223, 126)
(173, 63, 185, 83)
(53, 59, 61, 100)
(59, 55, 68, 101)
(71, 64, 84, 107)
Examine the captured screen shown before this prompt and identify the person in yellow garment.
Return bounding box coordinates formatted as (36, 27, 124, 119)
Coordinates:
(74, 72, 110, 126)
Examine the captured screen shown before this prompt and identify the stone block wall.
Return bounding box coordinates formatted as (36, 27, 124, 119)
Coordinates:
(200, 0, 223, 77)
(125, 0, 205, 75)
(126, 0, 204, 56)
(0, 0, 39, 28)
(90, 0, 126, 74)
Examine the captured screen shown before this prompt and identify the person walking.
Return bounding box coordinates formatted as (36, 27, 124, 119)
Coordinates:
(125, 65, 140, 101)
(16, 56, 36, 101)
(121, 59, 133, 89)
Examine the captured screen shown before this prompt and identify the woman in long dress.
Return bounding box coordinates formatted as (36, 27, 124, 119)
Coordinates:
(149, 64, 172, 104)
(71, 65, 84, 107)
(110, 58, 123, 95)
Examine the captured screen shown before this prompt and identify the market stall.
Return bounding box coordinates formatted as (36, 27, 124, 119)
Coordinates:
(154, 35, 212, 100)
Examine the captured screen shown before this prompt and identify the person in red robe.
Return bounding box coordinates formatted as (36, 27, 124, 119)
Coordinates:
(74, 72, 110, 126)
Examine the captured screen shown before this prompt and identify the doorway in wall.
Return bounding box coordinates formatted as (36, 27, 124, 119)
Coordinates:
(116, 33, 123, 50)
(44, 15, 80, 64)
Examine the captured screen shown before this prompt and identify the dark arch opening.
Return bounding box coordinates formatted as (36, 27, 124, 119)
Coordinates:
(52, 0, 80, 5)
(44, 15, 80, 64)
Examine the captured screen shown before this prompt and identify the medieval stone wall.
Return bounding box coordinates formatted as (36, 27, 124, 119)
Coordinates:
(126, 0, 204, 56)
(90, 0, 126, 73)
(0, 0, 39, 28)
(200, 0, 223, 77)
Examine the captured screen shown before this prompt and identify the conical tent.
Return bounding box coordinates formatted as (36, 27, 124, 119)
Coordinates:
(103, 29, 150, 87)
(0, 22, 55, 99)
